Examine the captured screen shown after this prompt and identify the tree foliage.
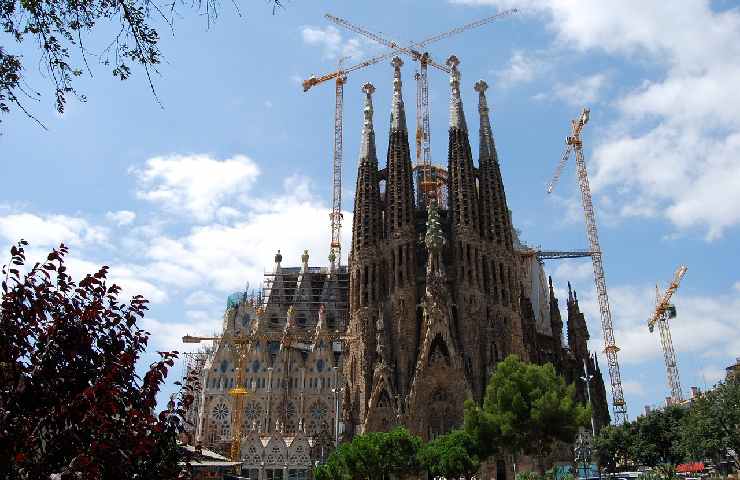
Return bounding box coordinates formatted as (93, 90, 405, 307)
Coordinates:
(418, 429, 480, 479)
(680, 379, 740, 469)
(0, 0, 283, 126)
(314, 426, 422, 480)
(594, 378, 740, 471)
(0, 241, 195, 479)
(593, 423, 633, 472)
(466, 355, 590, 469)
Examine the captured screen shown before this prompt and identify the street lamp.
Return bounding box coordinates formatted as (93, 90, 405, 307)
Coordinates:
(574, 432, 593, 480)
(331, 366, 345, 447)
(580, 358, 596, 437)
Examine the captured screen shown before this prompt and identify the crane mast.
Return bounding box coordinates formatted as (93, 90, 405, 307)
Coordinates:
(648, 265, 688, 403)
(418, 54, 436, 204)
(329, 75, 345, 269)
(548, 108, 628, 424)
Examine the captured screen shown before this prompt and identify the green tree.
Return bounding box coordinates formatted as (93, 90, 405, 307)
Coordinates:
(314, 426, 422, 480)
(468, 355, 590, 473)
(593, 423, 634, 472)
(630, 406, 686, 467)
(418, 429, 480, 479)
(1, 0, 283, 126)
(681, 379, 740, 469)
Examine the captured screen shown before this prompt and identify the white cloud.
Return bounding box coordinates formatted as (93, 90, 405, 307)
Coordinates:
(734, 281, 740, 293)
(185, 290, 220, 306)
(563, 282, 740, 367)
(621, 380, 645, 396)
(144, 175, 350, 294)
(495, 50, 545, 87)
(552, 260, 592, 282)
(452, 0, 740, 239)
(106, 210, 136, 226)
(139, 317, 219, 353)
(60, 255, 169, 303)
(0, 213, 107, 247)
(301, 25, 366, 61)
(698, 365, 726, 386)
(131, 154, 260, 222)
(554, 73, 608, 106)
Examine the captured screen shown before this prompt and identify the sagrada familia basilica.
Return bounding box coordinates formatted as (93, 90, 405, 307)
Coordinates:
(182, 55, 610, 479)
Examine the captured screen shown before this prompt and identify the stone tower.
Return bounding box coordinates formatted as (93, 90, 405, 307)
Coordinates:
(344, 56, 610, 441)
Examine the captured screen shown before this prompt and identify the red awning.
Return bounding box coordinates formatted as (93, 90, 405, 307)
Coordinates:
(677, 463, 705, 473)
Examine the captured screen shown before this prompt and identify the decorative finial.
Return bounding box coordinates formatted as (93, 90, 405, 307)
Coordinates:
(392, 56, 404, 95)
(474, 79, 488, 93)
(274, 249, 282, 264)
(447, 55, 466, 131)
(301, 249, 309, 265)
(362, 82, 376, 96)
(391, 56, 404, 72)
(390, 57, 406, 131)
(360, 82, 376, 160)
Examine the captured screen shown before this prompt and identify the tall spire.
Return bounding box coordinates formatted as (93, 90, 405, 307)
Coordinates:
(447, 55, 467, 132)
(446, 55, 479, 234)
(351, 82, 382, 254)
(385, 57, 415, 237)
(475, 78, 512, 247)
(360, 82, 377, 160)
(390, 57, 407, 132)
(475, 79, 493, 157)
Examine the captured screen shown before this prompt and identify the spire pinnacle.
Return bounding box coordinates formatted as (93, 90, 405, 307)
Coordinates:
(568, 281, 573, 302)
(447, 55, 467, 131)
(390, 57, 406, 132)
(360, 82, 376, 160)
(475, 79, 494, 158)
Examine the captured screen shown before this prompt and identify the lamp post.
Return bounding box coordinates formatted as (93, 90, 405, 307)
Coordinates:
(331, 366, 344, 447)
(574, 431, 593, 480)
(580, 358, 596, 437)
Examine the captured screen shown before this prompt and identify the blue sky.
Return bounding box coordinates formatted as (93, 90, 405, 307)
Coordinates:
(2, 0, 739, 420)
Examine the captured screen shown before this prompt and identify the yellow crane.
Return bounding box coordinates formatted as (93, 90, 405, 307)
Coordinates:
(182, 333, 251, 461)
(547, 108, 628, 423)
(648, 265, 688, 404)
(324, 10, 517, 205)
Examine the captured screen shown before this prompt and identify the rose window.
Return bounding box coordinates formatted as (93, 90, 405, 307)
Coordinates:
(212, 402, 230, 421)
(245, 401, 263, 421)
(309, 400, 328, 420)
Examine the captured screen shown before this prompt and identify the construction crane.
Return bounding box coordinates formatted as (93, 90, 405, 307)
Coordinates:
(518, 247, 595, 261)
(648, 265, 688, 404)
(304, 11, 519, 266)
(182, 333, 251, 461)
(546, 108, 629, 424)
(325, 9, 518, 205)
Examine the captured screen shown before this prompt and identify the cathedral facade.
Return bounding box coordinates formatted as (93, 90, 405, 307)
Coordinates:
(342, 56, 609, 441)
(184, 54, 611, 476)
(185, 251, 348, 478)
